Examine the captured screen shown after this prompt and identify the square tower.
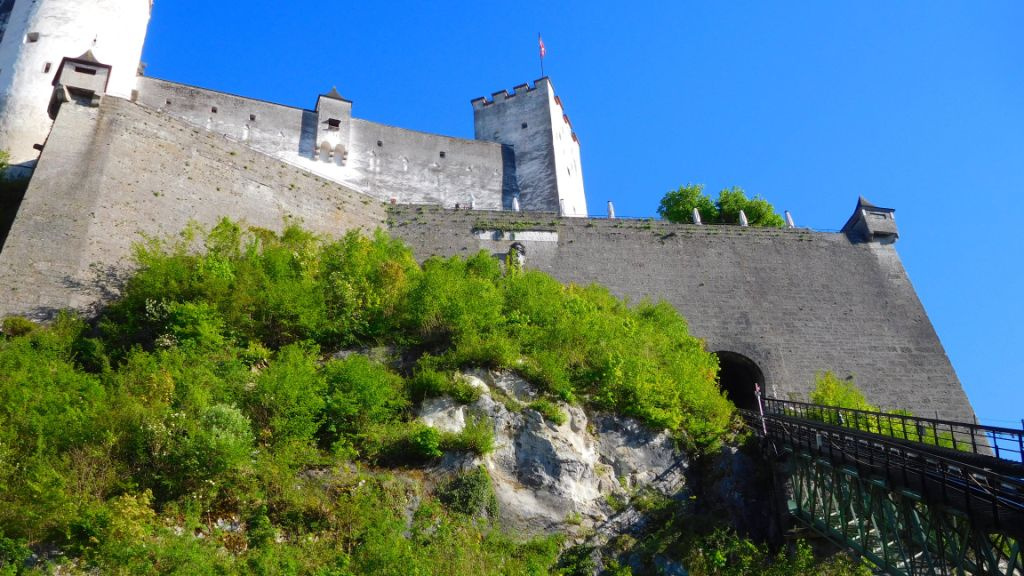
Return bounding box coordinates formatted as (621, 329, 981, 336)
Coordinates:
(472, 78, 586, 216)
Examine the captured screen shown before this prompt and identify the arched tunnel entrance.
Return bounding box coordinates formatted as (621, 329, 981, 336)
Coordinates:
(714, 351, 765, 411)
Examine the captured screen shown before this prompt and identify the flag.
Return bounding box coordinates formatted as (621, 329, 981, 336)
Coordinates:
(539, 35, 546, 59)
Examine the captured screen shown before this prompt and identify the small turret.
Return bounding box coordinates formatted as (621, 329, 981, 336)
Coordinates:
(47, 50, 111, 118)
(314, 87, 351, 165)
(841, 196, 899, 244)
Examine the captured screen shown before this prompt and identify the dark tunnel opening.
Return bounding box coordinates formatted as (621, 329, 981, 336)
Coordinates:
(715, 351, 765, 411)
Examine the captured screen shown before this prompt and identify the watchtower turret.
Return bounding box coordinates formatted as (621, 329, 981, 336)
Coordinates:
(313, 87, 352, 166)
(842, 196, 899, 244)
(0, 0, 152, 172)
(472, 78, 587, 216)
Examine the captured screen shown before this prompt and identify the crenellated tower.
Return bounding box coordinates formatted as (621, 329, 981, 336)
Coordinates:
(0, 0, 151, 172)
(472, 77, 587, 216)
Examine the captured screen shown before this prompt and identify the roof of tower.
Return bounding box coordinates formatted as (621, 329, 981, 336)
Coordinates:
(321, 87, 348, 102)
(75, 50, 101, 64)
(857, 196, 876, 208)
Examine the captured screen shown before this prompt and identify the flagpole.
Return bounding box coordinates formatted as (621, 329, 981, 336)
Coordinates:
(539, 33, 545, 78)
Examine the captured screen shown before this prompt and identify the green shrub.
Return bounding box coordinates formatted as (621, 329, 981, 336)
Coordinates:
(244, 343, 325, 447)
(409, 425, 443, 460)
(528, 398, 567, 425)
(0, 316, 34, 337)
(322, 355, 408, 447)
(408, 367, 482, 404)
(441, 415, 495, 455)
(810, 371, 874, 412)
(556, 544, 598, 576)
(0, 530, 30, 574)
(436, 466, 498, 518)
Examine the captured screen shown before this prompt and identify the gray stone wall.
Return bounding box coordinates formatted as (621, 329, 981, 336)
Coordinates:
(388, 205, 976, 423)
(0, 96, 386, 320)
(135, 77, 507, 210)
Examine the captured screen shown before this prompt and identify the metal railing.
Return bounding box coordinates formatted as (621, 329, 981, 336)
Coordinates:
(761, 398, 1024, 464)
(741, 408, 1024, 536)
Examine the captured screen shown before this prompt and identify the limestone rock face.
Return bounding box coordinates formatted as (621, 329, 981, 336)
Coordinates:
(417, 369, 689, 536)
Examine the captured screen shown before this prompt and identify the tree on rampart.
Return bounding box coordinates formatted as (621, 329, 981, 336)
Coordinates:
(658, 184, 784, 227)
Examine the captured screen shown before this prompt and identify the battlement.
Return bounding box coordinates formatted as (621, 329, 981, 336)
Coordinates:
(471, 78, 546, 109)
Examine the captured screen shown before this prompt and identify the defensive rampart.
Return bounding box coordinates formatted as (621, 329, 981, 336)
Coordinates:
(0, 95, 386, 319)
(135, 77, 509, 210)
(388, 205, 973, 423)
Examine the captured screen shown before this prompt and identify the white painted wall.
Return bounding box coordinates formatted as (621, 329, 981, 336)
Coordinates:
(0, 0, 151, 169)
(547, 86, 586, 217)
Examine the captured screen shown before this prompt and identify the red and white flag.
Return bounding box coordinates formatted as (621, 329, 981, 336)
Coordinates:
(539, 35, 546, 59)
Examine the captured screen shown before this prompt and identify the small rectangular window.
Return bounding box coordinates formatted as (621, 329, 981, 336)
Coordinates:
(43, 62, 51, 73)
(26, 32, 39, 43)
(521, 122, 528, 129)
(439, 151, 446, 159)
(377, 140, 383, 147)
(73, 66, 97, 75)
(327, 118, 341, 129)
(249, 114, 257, 121)
(211, 106, 218, 113)
(165, 99, 172, 106)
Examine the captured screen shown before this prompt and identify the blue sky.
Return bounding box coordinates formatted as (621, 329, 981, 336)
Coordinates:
(142, 1, 1023, 430)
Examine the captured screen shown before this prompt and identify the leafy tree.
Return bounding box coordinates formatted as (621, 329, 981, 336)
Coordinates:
(716, 187, 785, 227)
(658, 184, 785, 227)
(657, 183, 719, 223)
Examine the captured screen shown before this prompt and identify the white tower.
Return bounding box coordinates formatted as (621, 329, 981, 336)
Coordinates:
(472, 78, 587, 217)
(0, 0, 151, 171)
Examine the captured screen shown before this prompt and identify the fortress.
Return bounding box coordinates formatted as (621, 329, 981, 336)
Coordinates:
(0, 0, 978, 423)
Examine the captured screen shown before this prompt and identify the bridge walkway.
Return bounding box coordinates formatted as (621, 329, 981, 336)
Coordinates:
(742, 398, 1023, 575)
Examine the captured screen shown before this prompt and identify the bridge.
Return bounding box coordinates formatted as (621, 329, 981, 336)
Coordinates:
(742, 397, 1023, 576)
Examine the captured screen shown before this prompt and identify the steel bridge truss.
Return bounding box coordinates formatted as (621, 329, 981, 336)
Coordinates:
(788, 449, 1022, 575)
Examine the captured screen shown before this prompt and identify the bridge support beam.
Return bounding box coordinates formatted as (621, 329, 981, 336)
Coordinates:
(787, 450, 1022, 575)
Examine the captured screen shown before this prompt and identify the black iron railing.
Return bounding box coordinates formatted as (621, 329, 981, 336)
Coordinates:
(740, 408, 1024, 535)
(760, 398, 1024, 464)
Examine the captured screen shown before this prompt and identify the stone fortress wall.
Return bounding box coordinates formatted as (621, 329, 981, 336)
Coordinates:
(134, 77, 509, 212)
(133, 76, 587, 217)
(387, 205, 974, 423)
(0, 94, 386, 319)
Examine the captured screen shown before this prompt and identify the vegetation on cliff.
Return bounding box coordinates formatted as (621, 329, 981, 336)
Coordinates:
(0, 220, 865, 574)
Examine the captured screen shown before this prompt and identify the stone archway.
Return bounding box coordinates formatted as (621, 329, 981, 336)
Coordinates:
(714, 351, 765, 410)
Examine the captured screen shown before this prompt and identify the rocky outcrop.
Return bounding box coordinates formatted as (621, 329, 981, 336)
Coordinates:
(417, 369, 689, 537)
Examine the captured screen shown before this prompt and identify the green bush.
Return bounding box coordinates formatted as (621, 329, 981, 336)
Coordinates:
(810, 371, 874, 412)
(244, 343, 325, 448)
(0, 316, 35, 338)
(436, 466, 498, 518)
(440, 415, 495, 455)
(528, 398, 568, 425)
(407, 366, 482, 405)
(408, 424, 444, 460)
(322, 355, 408, 448)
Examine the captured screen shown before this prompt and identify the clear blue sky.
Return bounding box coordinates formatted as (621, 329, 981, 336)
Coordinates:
(142, 1, 1023, 430)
